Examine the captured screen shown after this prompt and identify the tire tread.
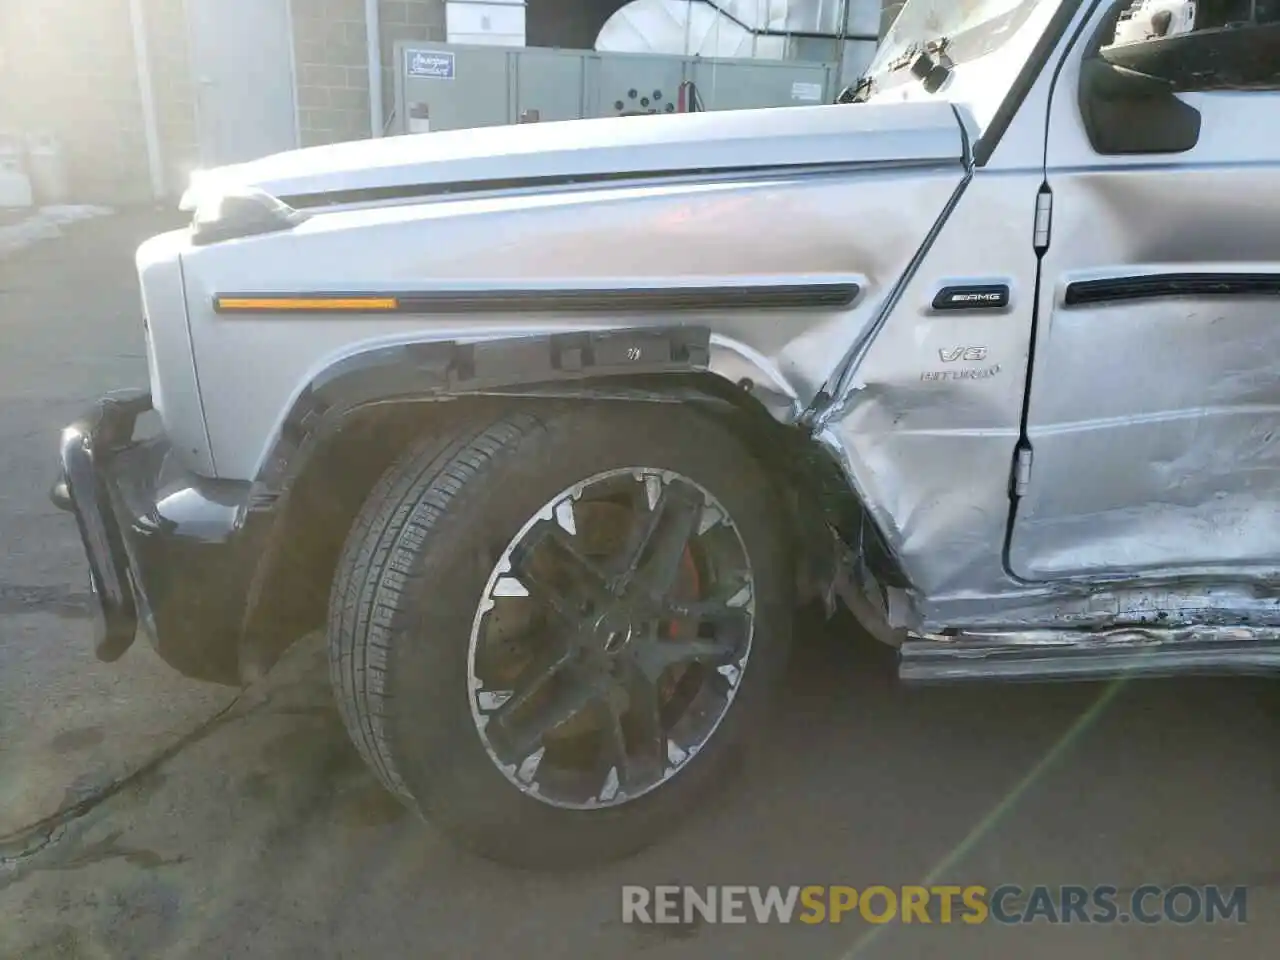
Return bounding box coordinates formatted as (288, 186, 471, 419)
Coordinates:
(327, 410, 543, 799)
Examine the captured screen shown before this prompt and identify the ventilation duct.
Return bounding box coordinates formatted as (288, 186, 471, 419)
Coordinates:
(596, 0, 880, 58)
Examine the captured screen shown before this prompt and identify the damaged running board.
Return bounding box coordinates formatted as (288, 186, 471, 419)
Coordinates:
(899, 627, 1280, 684)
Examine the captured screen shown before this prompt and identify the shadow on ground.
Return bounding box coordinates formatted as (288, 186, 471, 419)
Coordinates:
(3, 607, 1279, 960)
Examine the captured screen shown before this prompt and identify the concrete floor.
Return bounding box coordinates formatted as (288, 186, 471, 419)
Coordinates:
(1, 212, 1277, 958)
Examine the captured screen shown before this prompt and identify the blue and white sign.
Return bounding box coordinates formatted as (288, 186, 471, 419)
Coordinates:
(406, 49, 455, 80)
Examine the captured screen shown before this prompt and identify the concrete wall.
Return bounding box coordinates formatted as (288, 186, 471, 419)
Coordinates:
(143, 0, 200, 197)
(0, 0, 151, 203)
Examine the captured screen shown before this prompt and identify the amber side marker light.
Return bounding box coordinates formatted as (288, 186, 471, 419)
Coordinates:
(213, 296, 400, 313)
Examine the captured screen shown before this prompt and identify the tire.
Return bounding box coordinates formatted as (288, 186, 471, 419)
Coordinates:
(327, 402, 793, 868)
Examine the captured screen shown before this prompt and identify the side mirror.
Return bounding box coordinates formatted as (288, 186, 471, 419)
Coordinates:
(1077, 56, 1202, 154)
(1082, 57, 1175, 99)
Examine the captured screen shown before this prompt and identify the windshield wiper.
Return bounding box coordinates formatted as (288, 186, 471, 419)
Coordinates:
(888, 35, 950, 68)
(898, 36, 954, 93)
(841, 35, 953, 105)
(836, 74, 874, 104)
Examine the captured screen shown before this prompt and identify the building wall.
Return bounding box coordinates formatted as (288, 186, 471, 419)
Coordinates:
(0, 0, 900, 203)
(293, 0, 374, 147)
(0, 0, 202, 203)
(291, 0, 447, 148)
(144, 0, 200, 196)
(0, 0, 151, 203)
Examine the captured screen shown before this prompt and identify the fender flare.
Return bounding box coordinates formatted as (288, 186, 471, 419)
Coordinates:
(246, 325, 805, 504)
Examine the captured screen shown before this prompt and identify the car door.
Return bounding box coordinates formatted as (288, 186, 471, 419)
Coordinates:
(1008, 5, 1280, 581)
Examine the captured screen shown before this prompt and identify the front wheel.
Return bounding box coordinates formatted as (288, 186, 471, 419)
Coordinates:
(328, 403, 793, 867)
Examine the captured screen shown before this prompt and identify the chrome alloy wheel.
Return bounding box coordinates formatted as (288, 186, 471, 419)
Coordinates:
(467, 467, 756, 810)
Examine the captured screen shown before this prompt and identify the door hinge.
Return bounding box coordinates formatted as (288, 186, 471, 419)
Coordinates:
(1012, 445, 1034, 497)
(1033, 190, 1053, 253)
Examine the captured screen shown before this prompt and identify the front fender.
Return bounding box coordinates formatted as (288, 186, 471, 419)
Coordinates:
(177, 160, 964, 481)
(251, 325, 726, 501)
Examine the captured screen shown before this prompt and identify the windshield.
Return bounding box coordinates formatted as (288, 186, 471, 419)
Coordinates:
(869, 0, 1049, 75)
(861, 0, 1076, 132)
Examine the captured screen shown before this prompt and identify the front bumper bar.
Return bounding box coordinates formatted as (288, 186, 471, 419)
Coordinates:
(53, 390, 154, 661)
(52, 390, 263, 683)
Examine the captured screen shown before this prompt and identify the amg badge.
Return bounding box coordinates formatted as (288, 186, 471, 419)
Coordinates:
(932, 284, 1012, 311)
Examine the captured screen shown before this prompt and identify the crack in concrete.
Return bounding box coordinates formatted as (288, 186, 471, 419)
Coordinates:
(0, 824, 67, 870)
(0, 689, 248, 878)
(0, 664, 332, 883)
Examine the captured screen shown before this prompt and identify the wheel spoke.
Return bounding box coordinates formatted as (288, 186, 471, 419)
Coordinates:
(488, 665, 599, 765)
(664, 597, 753, 634)
(511, 526, 613, 623)
(610, 474, 661, 579)
(632, 633, 740, 681)
(605, 662, 666, 791)
(484, 636, 576, 723)
(619, 483, 703, 599)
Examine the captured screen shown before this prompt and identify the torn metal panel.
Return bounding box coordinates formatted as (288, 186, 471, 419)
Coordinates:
(900, 625, 1280, 683)
(913, 579, 1280, 633)
(819, 173, 1041, 604)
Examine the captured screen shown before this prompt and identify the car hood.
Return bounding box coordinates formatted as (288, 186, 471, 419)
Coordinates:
(186, 102, 966, 208)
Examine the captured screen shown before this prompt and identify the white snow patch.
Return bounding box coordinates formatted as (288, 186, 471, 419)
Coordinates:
(0, 205, 114, 258)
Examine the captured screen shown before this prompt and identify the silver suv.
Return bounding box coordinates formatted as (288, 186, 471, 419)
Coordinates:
(52, 0, 1280, 866)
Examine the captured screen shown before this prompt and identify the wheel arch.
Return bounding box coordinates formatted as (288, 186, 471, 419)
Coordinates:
(234, 328, 906, 682)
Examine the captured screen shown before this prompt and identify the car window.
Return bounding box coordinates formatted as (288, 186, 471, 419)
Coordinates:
(1101, 0, 1280, 90)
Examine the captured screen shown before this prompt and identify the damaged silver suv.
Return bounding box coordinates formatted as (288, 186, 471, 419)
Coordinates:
(52, 0, 1280, 866)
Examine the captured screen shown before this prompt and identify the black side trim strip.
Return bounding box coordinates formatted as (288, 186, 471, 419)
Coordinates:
(1064, 273, 1280, 307)
(276, 159, 947, 210)
(282, 169, 668, 208)
(214, 283, 861, 315)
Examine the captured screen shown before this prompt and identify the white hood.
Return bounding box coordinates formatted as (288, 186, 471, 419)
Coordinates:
(186, 102, 965, 207)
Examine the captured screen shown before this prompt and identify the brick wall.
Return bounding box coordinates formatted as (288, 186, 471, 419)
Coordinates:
(289, 0, 446, 147)
(292, 0, 374, 147)
(379, 1, 447, 132)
